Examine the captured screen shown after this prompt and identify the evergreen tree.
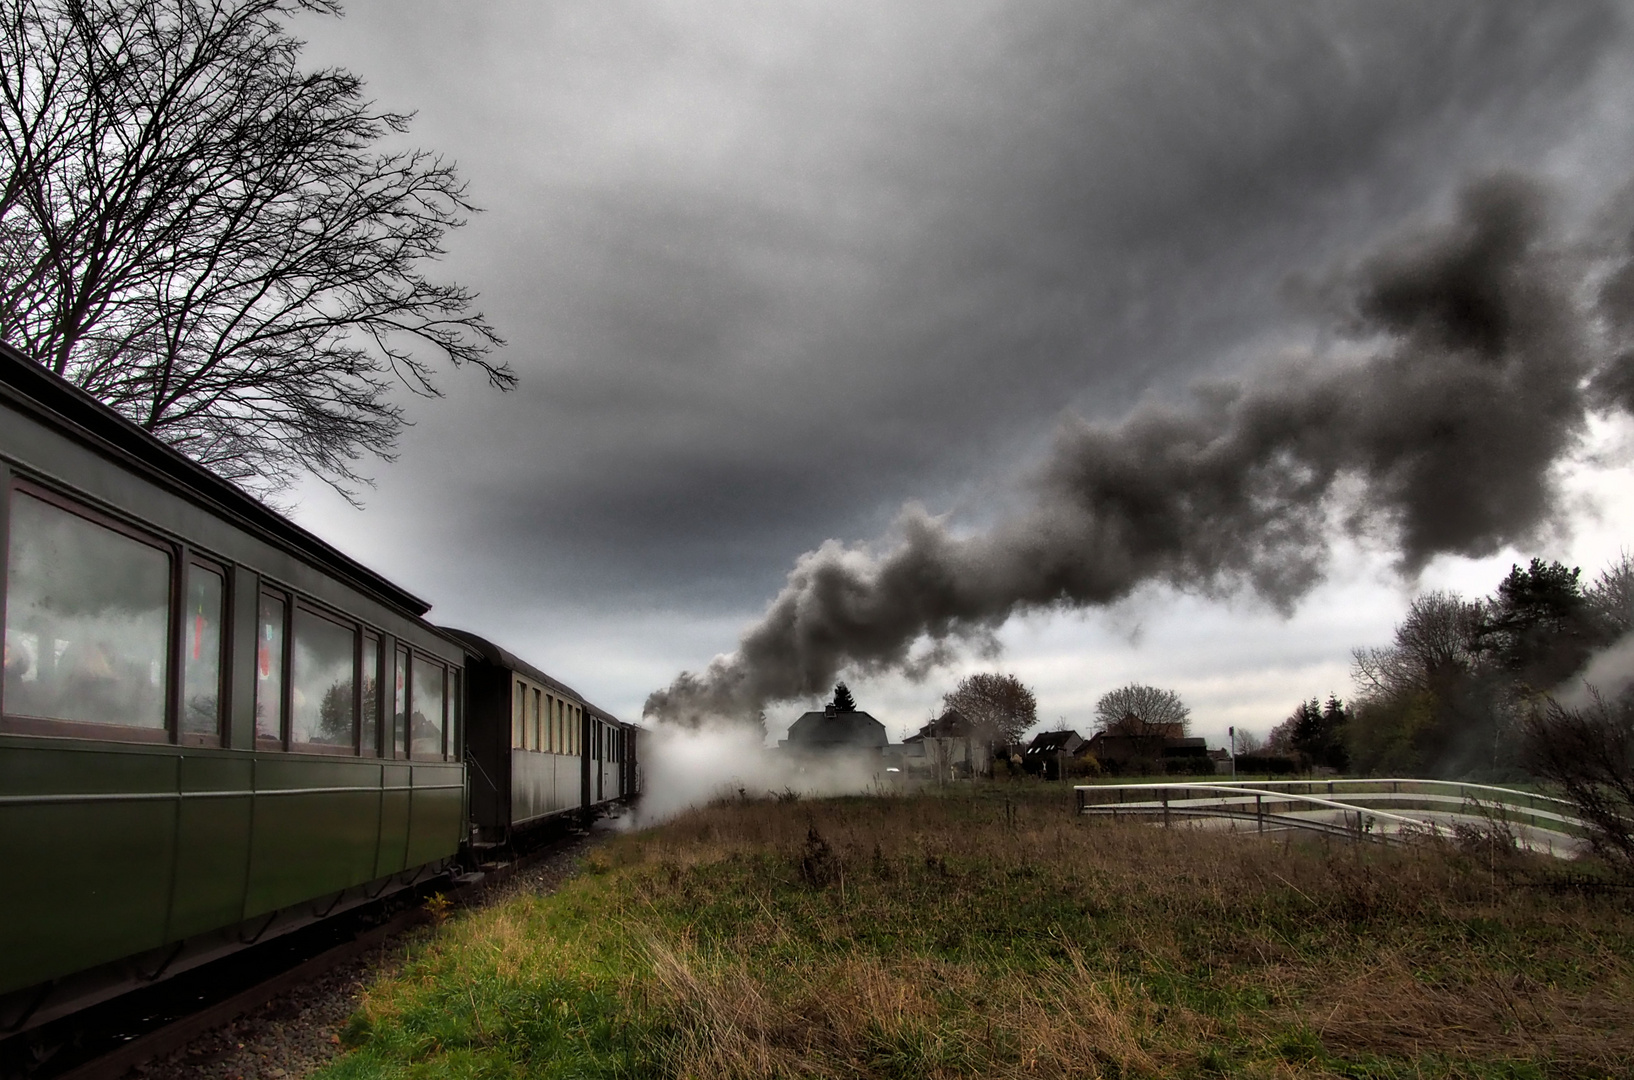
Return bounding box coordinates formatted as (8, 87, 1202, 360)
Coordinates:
(829, 682, 857, 712)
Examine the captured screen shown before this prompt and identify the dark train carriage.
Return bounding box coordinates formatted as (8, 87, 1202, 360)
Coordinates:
(450, 631, 638, 845)
(0, 344, 468, 1032)
(585, 704, 635, 808)
(450, 630, 591, 843)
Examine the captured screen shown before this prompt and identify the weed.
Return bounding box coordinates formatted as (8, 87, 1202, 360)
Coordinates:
(421, 892, 452, 923)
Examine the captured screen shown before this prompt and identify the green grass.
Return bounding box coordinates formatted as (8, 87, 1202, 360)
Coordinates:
(317, 786, 1634, 1079)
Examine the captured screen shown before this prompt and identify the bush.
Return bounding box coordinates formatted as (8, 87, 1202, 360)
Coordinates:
(1523, 693, 1634, 871)
(1232, 754, 1298, 776)
(1064, 754, 1102, 779)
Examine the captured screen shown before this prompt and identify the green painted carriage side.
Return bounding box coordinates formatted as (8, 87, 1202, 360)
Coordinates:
(0, 347, 471, 1001)
(0, 737, 464, 996)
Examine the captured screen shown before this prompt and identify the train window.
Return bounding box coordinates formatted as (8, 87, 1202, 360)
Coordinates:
(2, 488, 170, 733)
(410, 658, 445, 759)
(450, 669, 461, 760)
(532, 687, 542, 752)
(393, 646, 409, 757)
(255, 593, 287, 744)
(180, 562, 225, 741)
(361, 634, 380, 755)
(512, 680, 525, 749)
(291, 607, 356, 751)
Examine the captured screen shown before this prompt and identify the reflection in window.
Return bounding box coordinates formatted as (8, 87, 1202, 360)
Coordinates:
(450, 669, 461, 760)
(3, 491, 170, 728)
(182, 564, 224, 737)
(393, 646, 408, 757)
(532, 687, 542, 753)
(411, 659, 444, 759)
(256, 594, 285, 741)
(292, 608, 355, 747)
(361, 635, 380, 756)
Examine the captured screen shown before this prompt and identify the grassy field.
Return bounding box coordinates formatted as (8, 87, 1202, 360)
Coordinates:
(318, 786, 1634, 1079)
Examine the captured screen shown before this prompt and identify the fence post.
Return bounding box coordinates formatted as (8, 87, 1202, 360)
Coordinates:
(1162, 788, 1170, 828)
(1256, 794, 1263, 834)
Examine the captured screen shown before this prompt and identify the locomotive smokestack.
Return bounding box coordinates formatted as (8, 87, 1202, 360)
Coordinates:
(645, 174, 1634, 728)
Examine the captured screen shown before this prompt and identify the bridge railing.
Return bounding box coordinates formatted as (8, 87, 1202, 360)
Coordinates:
(1072, 778, 1588, 853)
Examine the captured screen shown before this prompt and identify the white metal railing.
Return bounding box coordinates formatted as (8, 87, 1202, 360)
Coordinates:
(1073, 778, 1588, 854)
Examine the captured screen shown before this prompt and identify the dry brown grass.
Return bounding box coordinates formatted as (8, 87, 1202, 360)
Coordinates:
(323, 786, 1634, 1079)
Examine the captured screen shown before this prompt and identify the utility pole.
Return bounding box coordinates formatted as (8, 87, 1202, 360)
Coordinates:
(1229, 725, 1236, 779)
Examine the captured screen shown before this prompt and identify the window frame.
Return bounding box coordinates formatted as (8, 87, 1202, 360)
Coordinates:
(405, 649, 450, 761)
(253, 586, 292, 750)
(177, 554, 229, 747)
(2, 479, 179, 743)
(287, 599, 362, 757)
(360, 631, 382, 757)
(0, 475, 450, 758)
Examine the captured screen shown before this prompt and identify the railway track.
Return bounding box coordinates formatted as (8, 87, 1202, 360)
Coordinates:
(1, 821, 601, 1080)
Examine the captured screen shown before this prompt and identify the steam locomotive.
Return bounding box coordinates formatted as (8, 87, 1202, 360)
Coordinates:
(0, 341, 638, 1037)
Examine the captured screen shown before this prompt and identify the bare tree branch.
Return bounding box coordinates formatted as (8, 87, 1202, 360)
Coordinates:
(942, 672, 1036, 745)
(0, 0, 509, 499)
(1093, 683, 1189, 737)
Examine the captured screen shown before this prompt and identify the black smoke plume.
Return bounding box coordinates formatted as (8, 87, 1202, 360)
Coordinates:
(646, 175, 1634, 727)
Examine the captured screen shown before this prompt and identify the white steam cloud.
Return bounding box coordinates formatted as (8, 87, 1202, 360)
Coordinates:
(628, 720, 898, 826)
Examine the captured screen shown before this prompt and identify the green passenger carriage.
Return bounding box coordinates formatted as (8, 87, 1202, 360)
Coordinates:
(0, 342, 469, 1033)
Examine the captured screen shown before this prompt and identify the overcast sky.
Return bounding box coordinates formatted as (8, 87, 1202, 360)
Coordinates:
(288, 0, 1634, 747)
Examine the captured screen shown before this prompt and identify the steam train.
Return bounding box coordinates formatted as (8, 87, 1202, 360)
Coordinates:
(0, 342, 638, 1036)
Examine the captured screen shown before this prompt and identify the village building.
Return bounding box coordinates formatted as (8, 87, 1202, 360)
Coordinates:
(1081, 731, 1214, 775)
(1021, 729, 1085, 780)
(779, 702, 888, 752)
(900, 707, 992, 779)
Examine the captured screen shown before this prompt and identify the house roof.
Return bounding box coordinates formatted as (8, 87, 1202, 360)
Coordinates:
(1025, 729, 1084, 755)
(785, 708, 887, 748)
(908, 707, 981, 741)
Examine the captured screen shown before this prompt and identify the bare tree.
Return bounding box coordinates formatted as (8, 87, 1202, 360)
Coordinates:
(942, 672, 1036, 745)
(0, 0, 509, 497)
(1585, 551, 1634, 638)
(1522, 692, 1634, 870)
(1093, 684, 1189, 737)
(1352, 591, 1486, 699)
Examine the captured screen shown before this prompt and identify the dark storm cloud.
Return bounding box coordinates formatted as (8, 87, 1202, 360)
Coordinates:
(316, 0, 1630, 612)
(645, 175, 1634, 724)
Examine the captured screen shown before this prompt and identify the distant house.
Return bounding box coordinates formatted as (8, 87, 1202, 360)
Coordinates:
(781, 703, 887, 752)
(1022, 729, 1084, 781)
(900, 707, 992, 780)
(1083, 731, 1213, 775)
